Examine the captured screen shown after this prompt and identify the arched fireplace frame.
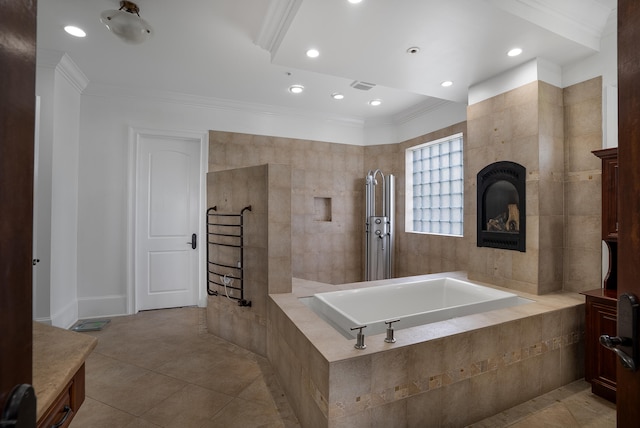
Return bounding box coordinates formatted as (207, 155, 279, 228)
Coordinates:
(477, 161, 526, 252)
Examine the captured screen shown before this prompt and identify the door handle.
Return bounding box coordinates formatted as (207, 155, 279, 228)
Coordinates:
(1, 384, 36, 427)
(186, 233, 196, 250)
(599, 293, 639, 372)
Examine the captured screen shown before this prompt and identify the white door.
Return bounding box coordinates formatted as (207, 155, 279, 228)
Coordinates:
(135, 134, 201, 311)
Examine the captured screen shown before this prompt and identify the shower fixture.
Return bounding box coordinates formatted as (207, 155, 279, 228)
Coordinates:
(364, 169, 394, 281)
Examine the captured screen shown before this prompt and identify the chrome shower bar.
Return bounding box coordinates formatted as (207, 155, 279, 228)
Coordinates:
(364, 170, 394, 281)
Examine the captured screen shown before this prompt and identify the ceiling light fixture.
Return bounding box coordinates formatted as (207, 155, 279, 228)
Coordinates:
(64, 25, 86, 38)
(289, 85, 305, 94)
(101, 1, 153, 45)
(441, 80, 453, 87)
(306, 49, 320, 58)
(348, 0, 363, 4)
(368, 99, 382, 106)
(507, 48, 523, 57)
(406, 47, 420, 55)
(331, 92, 344, 100)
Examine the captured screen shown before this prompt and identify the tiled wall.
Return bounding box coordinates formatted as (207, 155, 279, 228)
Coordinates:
(464, 78, 602, 294)
(563, 77, 603, 292)
(208, 76, 603, 295)
(209, 132, 363, 284)
(465, 81, 564, 294)
(206, 164, 291, 356)
(364, 123, 469, 278)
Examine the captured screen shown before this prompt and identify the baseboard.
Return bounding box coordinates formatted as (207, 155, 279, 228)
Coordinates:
(78, 294, 128, 319)
(34, 317, 52, 325)
(50, 299, 78, 329)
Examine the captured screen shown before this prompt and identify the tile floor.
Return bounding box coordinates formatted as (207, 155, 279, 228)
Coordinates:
(69, 307, 300, 428)
(70, 307, 616, 428)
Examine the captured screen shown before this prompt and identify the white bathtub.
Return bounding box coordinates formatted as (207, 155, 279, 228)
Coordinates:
(304, 277, 531, 339)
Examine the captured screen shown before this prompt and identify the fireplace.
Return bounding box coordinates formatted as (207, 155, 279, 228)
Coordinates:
(477, 161, 526, 252)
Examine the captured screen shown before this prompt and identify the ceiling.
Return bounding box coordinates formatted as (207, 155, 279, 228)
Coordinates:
(36, 0, 616, 123)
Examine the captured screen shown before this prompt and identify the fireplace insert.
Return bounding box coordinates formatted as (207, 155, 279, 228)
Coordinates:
(477, 161, 526, 252)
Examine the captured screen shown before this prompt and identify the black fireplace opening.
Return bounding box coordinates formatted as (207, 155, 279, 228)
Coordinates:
(477, 161, 526, 252)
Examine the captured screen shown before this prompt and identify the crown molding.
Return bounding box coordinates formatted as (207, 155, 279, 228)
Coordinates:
(83, 82, 365, 127)
(392, 99, 454, 125)
(255, 0, 302, 57)
(37, 49, 89, 93)
(489, 0, 614, 51)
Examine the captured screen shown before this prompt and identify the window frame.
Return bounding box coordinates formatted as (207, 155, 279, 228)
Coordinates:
(405, 132, 464, 237)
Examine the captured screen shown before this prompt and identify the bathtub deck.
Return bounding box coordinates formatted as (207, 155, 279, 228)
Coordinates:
(273, 271, 583, 363)
(267, 271, 586, 427)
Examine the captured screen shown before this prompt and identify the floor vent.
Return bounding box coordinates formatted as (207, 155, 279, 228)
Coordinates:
(350, 80, 376, 91)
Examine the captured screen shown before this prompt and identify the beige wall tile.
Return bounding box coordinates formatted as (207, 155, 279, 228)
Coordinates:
(210, 76, 603, 301)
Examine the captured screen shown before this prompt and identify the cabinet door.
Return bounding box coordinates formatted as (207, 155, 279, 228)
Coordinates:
(586, 298, 617, 402)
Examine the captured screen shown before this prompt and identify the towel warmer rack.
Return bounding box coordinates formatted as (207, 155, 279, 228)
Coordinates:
(206, 205, 252, 307)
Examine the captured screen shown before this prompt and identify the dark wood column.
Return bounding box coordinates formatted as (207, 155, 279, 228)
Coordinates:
(0, 0, 37, 410)
(616, 0, 640, 425)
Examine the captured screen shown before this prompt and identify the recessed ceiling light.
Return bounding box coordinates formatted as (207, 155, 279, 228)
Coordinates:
(368, 99, 382, 106)
(289, 84, 304, 94)
(64, 25, 86, 38)
(331, 92, 344, 100)
(507, 48, 523, 57)
(441, 81, 453, 87)
(406, 47, 420, 55)
(306, 49, 320, 58)
(348, 0, 363, 3)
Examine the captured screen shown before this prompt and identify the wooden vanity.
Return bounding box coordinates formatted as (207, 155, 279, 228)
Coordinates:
(33, 322, 97, 427)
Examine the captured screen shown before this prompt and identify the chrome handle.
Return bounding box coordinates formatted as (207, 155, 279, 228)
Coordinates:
(384, 319, 400, 343)
(350, 325, 367, 349)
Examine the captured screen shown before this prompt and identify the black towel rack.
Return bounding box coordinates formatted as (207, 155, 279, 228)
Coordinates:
(206, 205, 252, 307)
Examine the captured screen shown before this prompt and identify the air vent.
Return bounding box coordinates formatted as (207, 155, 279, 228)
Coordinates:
(350, 80, 376, 91)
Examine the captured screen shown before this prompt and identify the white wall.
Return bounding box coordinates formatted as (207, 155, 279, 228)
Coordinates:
(75, 86, 367, 318)
(35, 52, 87, 327)
(34, 62, 54, 323)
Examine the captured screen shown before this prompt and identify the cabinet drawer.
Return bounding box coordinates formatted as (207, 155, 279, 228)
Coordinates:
(37, 363, 85, 428)
(37, 380, 74, 428)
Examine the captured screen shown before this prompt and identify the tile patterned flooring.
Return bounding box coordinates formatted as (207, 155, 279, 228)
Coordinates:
(70, 307, 616, 427)
(69, 307, 300, 427)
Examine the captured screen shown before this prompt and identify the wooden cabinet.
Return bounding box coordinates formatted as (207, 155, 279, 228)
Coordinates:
(583, 289, 618, 403)
(37, 364, 85, 428)
(33, 322, 96, 428)
(593, 147, 618, 289)
(582, 147, 619, 403)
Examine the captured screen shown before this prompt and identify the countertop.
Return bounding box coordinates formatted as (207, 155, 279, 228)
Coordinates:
(32, 322, 97, 420)
(580, 287, 619, 302)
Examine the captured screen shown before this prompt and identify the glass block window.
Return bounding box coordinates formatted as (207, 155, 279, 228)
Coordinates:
(405, 133, 463, 236)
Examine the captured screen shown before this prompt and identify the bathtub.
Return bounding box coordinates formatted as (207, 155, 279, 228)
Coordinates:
(304, 277, 531, 339)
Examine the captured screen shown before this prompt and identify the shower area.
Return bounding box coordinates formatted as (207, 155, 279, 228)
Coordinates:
(364, 169, 395, 281)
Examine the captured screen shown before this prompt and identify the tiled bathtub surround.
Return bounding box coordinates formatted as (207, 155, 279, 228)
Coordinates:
(268, 273, 584, 427)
